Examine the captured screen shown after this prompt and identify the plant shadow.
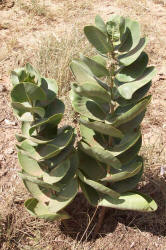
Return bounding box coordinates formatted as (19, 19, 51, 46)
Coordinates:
(60, 177, 166, 242)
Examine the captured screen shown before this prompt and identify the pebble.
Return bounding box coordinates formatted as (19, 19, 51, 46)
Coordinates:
(4, 119, 17, 126)
(5, 148, 14, 155)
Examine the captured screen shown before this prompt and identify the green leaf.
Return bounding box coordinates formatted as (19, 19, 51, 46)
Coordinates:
(79, 120, 96, 144)
(29, 114, 63, 137)
(118, 37, 147, 66)
(70, 59, 97, 84)
(43, 159, 70, 184)
(20, 112, 34, 122)
(116, 82, 151, 106)
(118, 111, 146, 133)
(26, 63, 40, 83)
(102, 156, 143, 182)
(107, 96, 151, 127)
(48, 178, 78, 213)
(118, 67, 156, 99)
(106, 15, 125, 47)
(116, 52, 148, 82)
(12, 102, 45, 118)
(98, 191, 157, 212)
(37, 128, 73, 160)
(25, 198, 70, 220)
(45, 141, 74, 169)
(18, 152, 43, 177)
(43, 78, 58, 95)
(79, 118, 124, 138)
(84, 26, 112, 54)
(72, 82, 110, 104)
(10, 68, 25, 86)
(80, 54, 110, 77)
(117, 137, 142, 165)
(19, 172, 60, 192)
(11, 82, 46, 103)
(79, 141, 122, 169)
(79, 180, 99, 206)
(119, 18, 140, 52)
(39, 78, 58, 106)
(78, 170, 120, 198)
(95, 15, 107, 34)
(17, 140, 41, 161)
(58, 153, 79, 186)
(10, 71, 19, 86)
(94, 76, 109, 91)
(70, 86, 107, 121)
(109, 131, 141, 157)
(24, 177, 78, 213)
(78, 150, 107, 180)
(91, 54, 107, 67)
(108, 166, 143, 193)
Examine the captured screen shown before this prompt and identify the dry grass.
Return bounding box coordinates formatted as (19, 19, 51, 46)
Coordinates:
(17, 0, 95, 21)
(32, 30, 93, 94)
(16, 0, 50, 18)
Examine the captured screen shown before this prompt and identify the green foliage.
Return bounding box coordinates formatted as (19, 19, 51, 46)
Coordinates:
(10, 15, 158, 221)
(10, 64, 78, 220)
(70, 15, 157, 212)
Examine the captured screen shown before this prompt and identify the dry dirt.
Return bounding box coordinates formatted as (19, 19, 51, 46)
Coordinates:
(0, 0, 166, 249)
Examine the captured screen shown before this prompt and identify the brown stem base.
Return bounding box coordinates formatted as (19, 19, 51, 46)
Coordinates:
(93, 207, 107, 239)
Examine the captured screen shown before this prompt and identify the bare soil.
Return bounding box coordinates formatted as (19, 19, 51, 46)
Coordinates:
(0, 0, 166, 249)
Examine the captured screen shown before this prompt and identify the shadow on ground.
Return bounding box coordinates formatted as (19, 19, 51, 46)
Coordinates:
(60, 178, 166, 242)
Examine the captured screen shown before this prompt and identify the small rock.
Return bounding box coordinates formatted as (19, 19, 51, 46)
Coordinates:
(5, 148, 14, 155)
(4, 119, 17, 126)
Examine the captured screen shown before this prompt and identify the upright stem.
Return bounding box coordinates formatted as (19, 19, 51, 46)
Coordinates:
(93, 36, 117, 239)
(108, 51, 116, 148)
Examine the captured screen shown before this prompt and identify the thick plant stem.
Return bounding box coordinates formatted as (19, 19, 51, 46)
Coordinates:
(94, 49, 116, 237)
(108, 53, 116, 147)
(93, 207, 107, 238)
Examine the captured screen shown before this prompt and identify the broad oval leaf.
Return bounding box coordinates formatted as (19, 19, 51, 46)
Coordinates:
(37, 127, 73, 160)
(78, 150, 107, 180)
(80, 54, 110, 77)
(119, 18, 140, 52)
(70, 86, 107, 121)
(18, 152, 43, 177)
(118, 37, 147, 66)
(19, 172, 60, 192)
(98, 191, 157, 212)
(109, 130, 141, 157)
(78, 170, 120, 198)
(116, 52, 148, 82)
(102, 156, 143, 183)
(118, 67, 156, 99)
(107, 96, 151, 127)
(43, 159, 70, 184)
(79, 118, 124, 138)
(79, 180, 99, 206)
(79, 141, 122, 169)
(70, 59, 96, 84)
(73, 82, 110, 104)
(84, 26, 112, 54)
(95, 15, 107, 34)
(25, 198, 70, 220)
(92, 54, 107, 67)
(11, 82, 46, 103)
(12, 102, 45, 118)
